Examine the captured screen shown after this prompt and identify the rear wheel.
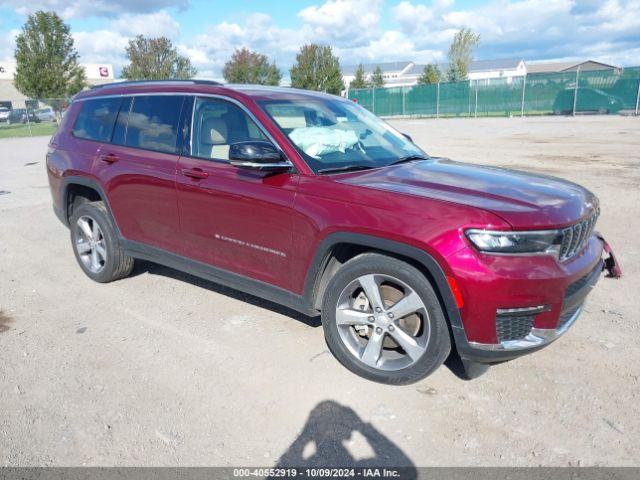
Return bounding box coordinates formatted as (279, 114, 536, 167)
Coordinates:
(321, 253, 451, 385)
(69, 201, 134, 283)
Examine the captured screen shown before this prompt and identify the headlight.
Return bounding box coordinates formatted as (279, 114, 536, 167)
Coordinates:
(465, 229, 562, 256)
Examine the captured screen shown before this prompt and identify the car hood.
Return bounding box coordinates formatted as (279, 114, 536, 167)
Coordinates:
(335, 158, 598, 228)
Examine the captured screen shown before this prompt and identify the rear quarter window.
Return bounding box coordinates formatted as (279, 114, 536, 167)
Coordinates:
(72, 98, 122, 142)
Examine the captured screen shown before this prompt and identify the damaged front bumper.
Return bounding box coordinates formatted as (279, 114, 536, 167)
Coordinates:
(457, 234, 621, 363)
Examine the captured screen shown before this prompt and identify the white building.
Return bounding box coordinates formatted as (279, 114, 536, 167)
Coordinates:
(466, 58, 526, 85)
(343, 58, 527, 90)
(526, 60, 619, 74)
(0, 61, 114, 108)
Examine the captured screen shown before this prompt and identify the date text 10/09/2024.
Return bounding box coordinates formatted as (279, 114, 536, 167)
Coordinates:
(233, 468, 406, 478)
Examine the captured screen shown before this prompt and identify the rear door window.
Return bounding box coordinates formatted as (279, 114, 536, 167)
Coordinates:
(72, 98, 122, 142)
(125, 95, 184, 154)
(111, 97, 133, 145)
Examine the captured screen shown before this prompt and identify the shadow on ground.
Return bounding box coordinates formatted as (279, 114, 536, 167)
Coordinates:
(0, 310, 13, 333)
(273, 400, 417, 476)
(133, 260, 321, 327)
(134, 261, 490, 381)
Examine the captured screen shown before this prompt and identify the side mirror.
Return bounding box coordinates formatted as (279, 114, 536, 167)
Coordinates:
(229, 141, 292, 172)
(402, 133, 414, 143)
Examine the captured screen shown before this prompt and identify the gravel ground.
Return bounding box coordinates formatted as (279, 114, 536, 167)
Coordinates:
(0, 115, 638, 467)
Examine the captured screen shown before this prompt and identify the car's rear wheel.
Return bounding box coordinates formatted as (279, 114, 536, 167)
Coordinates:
(69, 201, 134, 283)
(321, 253, 451, 385)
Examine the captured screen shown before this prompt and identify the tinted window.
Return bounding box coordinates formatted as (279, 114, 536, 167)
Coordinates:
(191, 97, 268, 160)
(112, 96, 132, 145)
(125, 96, 184, 153)
(72, 98, 122, 142)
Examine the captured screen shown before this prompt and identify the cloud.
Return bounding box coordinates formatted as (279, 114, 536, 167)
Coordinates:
(0, 0, 188, 18)
(392, 0, 640, 64)
(72, 11, 180, 71)
(110, 10, 180, 38)
(299, 0, 382, 47)
(4, 0, 638, 80)
(73, 30, 130, 70)
(181, 13, 303, 80)
(0, 28, 19, 61)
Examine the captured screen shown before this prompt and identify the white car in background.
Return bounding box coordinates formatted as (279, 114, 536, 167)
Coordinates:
(35, 107, 56, 122)
(0, 107, 10, 122)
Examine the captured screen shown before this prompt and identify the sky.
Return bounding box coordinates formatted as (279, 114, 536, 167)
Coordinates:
(0, 0, 639, 80)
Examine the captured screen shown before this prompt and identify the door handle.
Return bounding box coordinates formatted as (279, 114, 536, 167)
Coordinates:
(99, 153, 119, 163)
(182, 168, 209, 180)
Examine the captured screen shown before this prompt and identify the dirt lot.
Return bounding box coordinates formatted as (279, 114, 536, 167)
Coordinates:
(0, 116, 638, 467)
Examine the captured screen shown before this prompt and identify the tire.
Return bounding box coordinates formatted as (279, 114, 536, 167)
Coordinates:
(321, 252, 451, 385)
(69, 201, 134, 283)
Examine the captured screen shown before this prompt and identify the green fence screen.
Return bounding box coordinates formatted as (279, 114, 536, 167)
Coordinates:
(348, 66, 640, 118)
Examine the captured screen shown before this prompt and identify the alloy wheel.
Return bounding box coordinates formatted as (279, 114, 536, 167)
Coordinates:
(75, 215, 107, 273)
(335, 274, 430, 371)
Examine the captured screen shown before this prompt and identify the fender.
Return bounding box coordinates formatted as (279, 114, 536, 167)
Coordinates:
(301, 232, 468, 346)
(58, 175, 121, 235)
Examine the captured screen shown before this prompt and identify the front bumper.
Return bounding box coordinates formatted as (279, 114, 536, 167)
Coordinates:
(467, 260, 599, 354)
(450, 235, 618, 364)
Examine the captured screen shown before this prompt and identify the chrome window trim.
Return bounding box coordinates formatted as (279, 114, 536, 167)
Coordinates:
(74, 91, 294, 170)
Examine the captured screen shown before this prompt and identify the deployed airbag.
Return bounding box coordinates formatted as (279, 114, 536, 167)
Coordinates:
(289, 126, 359, 158)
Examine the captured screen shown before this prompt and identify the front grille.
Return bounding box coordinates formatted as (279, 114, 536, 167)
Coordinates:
(558, 210, 599, 262)
(496, 315, 535, 342)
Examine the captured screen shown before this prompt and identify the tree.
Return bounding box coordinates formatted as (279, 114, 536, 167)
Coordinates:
(223, 48, 281, 85)
(418, 64, 441, 85)
(13, 10, 86, 99)
(122, 35, 197, 80)
(446, 28, 480, 82)
(349, 64, 369, 89)
(370, 65, 384, 88)
(290, 44, 343, 95)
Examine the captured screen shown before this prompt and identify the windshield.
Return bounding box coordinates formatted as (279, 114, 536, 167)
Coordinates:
(257, 96, 426, 173)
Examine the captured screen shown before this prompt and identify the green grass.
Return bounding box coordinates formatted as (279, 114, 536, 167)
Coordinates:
(0, 122, 58, 139)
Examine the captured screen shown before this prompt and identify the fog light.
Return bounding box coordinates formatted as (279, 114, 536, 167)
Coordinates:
(495, 305, 550, 343)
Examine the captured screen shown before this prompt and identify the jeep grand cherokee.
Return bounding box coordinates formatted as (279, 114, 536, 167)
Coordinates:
(46, 80, 620, 384)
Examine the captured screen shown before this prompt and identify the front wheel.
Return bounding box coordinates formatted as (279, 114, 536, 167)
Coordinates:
(321, 253, 451, 385)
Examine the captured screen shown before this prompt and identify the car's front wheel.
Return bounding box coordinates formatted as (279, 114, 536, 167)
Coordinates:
(69, 201, 134, 283)
(321, 253, 451, 385)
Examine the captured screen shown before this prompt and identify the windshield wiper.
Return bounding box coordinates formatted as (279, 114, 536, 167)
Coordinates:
(317, 165, 376, 174)
(387, 154, 429, 167)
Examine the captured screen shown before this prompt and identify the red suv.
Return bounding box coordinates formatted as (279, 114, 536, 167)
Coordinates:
(46, 80, 619, 384)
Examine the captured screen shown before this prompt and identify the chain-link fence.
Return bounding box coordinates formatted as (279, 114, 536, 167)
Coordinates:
(0, 98, 69, 139)
(348, 66, 640, 118)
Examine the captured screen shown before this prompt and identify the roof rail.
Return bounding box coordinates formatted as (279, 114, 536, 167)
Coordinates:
(90, 79, 222, 90)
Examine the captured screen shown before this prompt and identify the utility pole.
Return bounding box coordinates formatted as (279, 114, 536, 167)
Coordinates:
(572, 67, 580, 116)
(372, 87, 376, 115)
(474, 81, 478, 118)
(635, 74, 640, 116)
(436, 82, 440, 119)
(521, 75, 527, 117)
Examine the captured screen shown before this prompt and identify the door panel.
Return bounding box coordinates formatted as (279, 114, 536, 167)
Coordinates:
(94, 144, 182, 253)
(176, 157, 298, 290)
(91, 95, 185, 253)
(176, 96, 297, 290)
